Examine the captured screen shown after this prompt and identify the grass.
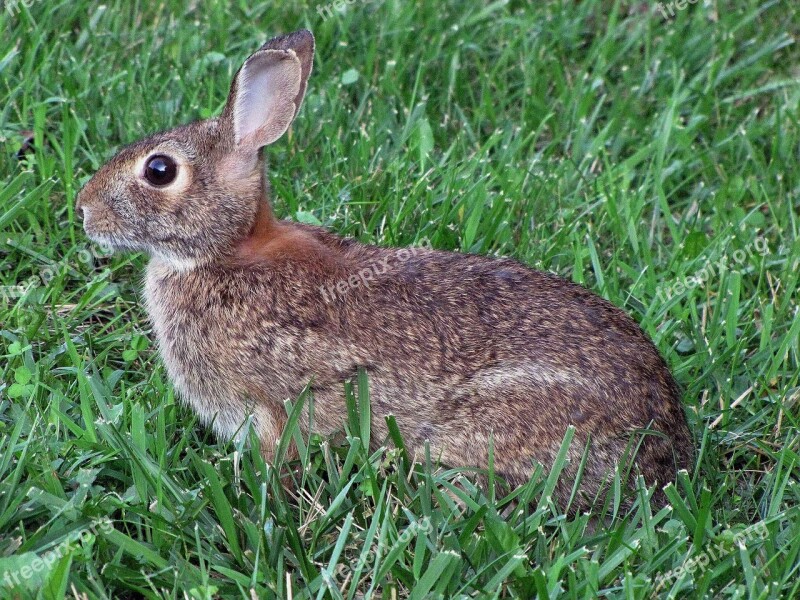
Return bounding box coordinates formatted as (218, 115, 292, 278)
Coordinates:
(1, 0, 799, 597)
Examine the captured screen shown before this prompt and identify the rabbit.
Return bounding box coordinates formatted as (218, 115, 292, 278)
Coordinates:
(76, 29, 693, 510)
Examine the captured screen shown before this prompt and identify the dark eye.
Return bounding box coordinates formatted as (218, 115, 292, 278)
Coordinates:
(144, 155, 178, 186)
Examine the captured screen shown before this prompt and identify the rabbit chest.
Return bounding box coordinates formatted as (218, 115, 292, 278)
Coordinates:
(143, 259, 344, 439)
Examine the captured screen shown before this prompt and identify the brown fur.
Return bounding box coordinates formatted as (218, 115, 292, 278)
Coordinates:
(76, 30, 693, 511)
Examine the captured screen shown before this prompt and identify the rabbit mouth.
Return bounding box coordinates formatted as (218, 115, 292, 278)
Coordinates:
(85, 230, 144, 253)
(79, 207, 130, 250)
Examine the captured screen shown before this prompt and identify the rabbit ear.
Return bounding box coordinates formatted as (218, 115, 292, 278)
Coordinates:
(259, 29, 314, 119)
(223, 30, 315, 150)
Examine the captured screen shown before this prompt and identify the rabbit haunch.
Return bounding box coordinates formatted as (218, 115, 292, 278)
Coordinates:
(77, 30, 693, 509)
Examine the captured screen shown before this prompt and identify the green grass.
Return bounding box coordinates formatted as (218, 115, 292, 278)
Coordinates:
(1, 0, 799, 597)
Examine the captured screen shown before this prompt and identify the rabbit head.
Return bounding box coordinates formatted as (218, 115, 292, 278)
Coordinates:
(76, 30, 315, 268)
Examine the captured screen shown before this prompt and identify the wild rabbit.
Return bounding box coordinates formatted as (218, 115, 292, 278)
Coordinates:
(77, 30, 692, 509)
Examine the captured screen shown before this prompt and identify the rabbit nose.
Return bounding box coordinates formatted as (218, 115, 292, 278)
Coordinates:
(75, 193, 88, 220)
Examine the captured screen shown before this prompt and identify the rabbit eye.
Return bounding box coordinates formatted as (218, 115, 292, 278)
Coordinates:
(144, 155, 178, 186)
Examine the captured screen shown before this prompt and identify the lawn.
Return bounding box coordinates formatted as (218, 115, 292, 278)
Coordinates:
(1, 0, 799, 598)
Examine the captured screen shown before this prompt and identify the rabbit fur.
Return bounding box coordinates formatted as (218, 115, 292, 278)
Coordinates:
(77, 30, 693, 510)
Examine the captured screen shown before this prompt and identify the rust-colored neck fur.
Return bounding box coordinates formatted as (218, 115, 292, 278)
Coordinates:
(233, 200, 277, 263)
(230, 200, 342, 270)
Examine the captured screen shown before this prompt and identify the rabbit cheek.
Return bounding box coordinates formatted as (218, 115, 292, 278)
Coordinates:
(217, 151, 261, 186)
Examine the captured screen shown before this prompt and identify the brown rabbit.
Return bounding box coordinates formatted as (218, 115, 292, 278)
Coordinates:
(76, 30, 692, 510)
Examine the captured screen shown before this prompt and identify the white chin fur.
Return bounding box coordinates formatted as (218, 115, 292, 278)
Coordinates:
(151, 251, 199, 273)
(86, 232, 141, 253)
(88, 233, 199, 273)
